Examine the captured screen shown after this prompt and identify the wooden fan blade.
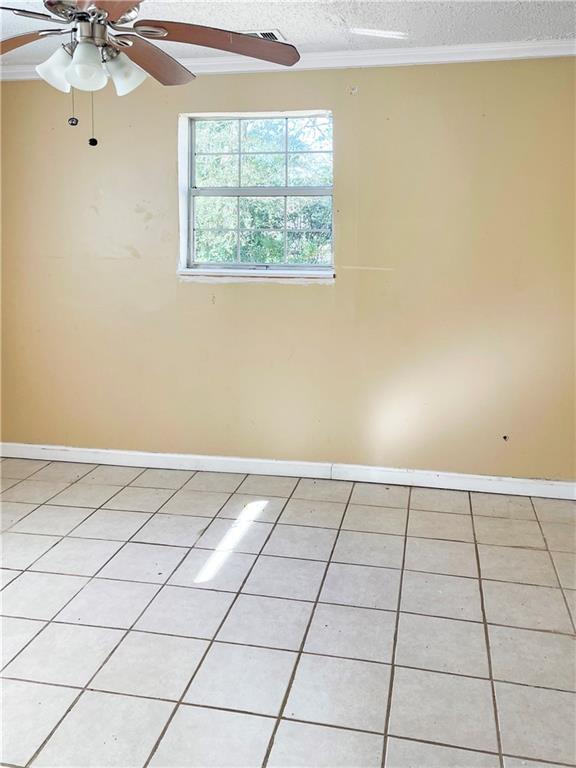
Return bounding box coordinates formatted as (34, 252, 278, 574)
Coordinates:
(116, 34, 195, 85)
(134, 20, 300, 66)
(0, 29, 58, 54)
(95, 1, 140, 21)
(0, 6, 66, 23)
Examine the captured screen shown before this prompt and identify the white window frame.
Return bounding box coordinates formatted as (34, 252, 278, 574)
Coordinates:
(177, 110, 335, 284)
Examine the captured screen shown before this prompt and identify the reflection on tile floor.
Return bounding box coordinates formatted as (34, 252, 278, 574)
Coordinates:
(0, 458, 575, 768)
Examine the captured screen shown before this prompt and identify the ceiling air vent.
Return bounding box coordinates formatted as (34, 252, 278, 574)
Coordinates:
(244, 30, 286, 42)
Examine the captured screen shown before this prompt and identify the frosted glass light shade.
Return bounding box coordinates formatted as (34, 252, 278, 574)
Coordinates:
(65, 41, 108, 91)
(35, 46, 72, 93)
(105, 52, 147, 96)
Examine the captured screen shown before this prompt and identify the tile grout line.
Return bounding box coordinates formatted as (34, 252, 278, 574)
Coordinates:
(469, 491, 505, 768)
(387, 735, 576, 768)
(0, 475, 197, 676)
(1, 458, 86, 493)
(10, 553, 572, 594)
(5, 474, 251, 690)
(4, 661, 576, 751)
(5, 507, 571, 549)
(20, 472, 213, 768)
(380, 486, 411, 768)
(4, 669, 576, 768)
(4, 585, 576, 665)
(6, 483, 572, 523)
(5, 460, 97, 482)
(2, 509, 98, 591)
(14, 510, 159, 768)
(5, 650, 576, 697)
(0, 459, 127, 522)
(1, 472, 254, 550)
(2, 523, 548, 548)
(141, 476, 307, 768)
(4, 568, 576, 675)
(3, 535, 569, 597)
(5, 605, 576, 654)
(260, 481, 357, 767)
(9, 676, 576, 768)
(0, 471, 92, 583)
(3, 650, 575, 768)
(5, 522, 572, 588)
(4, 475, 571, 548)
(1, 460, 181, 522)
(530, 498, 576, 635)
(22, 561, 184, 768)
(0, 463, 155, 590)
(4, 477, 222, 696)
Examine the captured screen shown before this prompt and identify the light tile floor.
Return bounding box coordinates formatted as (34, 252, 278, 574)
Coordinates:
(0, 458, 575, 768)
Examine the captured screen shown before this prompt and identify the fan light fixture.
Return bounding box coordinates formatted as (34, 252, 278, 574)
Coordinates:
(35, 39, 147, 94)
(105, 50, 147, 95)
(35, 45, 72, 92)
(65, 40, 108, 90)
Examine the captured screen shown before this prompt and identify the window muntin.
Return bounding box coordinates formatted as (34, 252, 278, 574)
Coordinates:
(188, 113, 333, 271)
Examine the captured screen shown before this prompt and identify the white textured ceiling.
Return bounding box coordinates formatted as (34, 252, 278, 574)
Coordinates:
(1, 0, 574, 65)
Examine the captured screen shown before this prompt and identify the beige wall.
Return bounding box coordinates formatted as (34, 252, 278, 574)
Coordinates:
(1, 58, 574, 480)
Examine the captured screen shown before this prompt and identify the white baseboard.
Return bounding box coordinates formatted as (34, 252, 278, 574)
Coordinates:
(1, 442, 574, 500)
(0, 443, 331, 480)
(331, 464, 574, 500)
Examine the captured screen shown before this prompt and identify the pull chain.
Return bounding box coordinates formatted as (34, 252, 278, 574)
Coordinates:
(67, 30, 78, 127)
(89, 92, 98, 146)
(68, 88, 78, 127)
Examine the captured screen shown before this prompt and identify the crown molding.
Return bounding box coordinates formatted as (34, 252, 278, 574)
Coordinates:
(1, 39, 574, 81)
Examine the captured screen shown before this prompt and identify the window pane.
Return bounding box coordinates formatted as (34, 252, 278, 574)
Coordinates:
(241, 119, 285, 152)
(288, 153, 332, 186)
(194, 231, 237, 263)
(287, 231, 332, 264)
(195, 120, 239, 153)
(288, 116, 332, 151)
(195, 155, 239, 187)
(241, 154, 286, 186)
(240, 231, 285, 264)
(240, 197, 284, 230)
(287, 197, 332, 231)
(194, 197, 237, 230)
(196, 155, 238, 187)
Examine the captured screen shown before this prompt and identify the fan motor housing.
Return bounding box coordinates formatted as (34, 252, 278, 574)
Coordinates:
(76, 20, 108, 46)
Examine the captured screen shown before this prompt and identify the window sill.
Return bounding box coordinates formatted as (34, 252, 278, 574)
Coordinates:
(177, 268, 335, 285)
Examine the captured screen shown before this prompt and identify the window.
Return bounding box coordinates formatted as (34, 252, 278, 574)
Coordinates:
(178, 111, 334, 281)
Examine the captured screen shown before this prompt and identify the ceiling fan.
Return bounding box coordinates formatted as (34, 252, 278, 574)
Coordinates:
(0, 1, 301, 95)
